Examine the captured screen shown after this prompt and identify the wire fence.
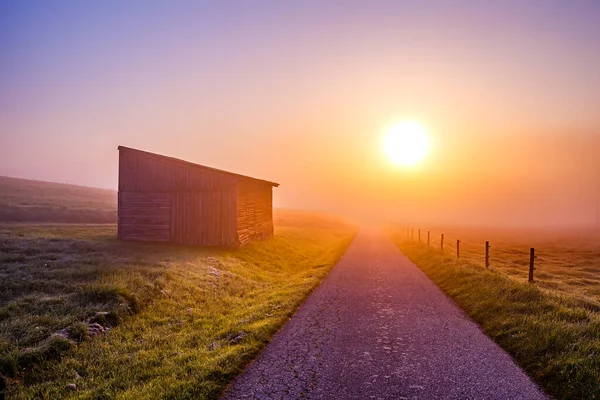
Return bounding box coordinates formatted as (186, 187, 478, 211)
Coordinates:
(399, 227, 538, 283)
(395, 227, 600, 314)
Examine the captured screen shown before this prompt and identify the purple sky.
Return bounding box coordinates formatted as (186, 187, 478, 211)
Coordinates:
(1, 1, 600, 225)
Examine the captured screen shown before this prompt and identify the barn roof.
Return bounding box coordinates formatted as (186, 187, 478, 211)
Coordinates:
(118, 146, 279, 187)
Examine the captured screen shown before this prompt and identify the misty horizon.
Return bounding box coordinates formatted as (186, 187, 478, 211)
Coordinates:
(1, 1, 599, 227)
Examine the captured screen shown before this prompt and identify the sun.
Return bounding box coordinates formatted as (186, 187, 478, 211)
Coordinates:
(383, 121, 429, 166)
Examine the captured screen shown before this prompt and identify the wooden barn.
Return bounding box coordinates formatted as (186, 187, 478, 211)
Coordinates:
(117, 146, 279, 247)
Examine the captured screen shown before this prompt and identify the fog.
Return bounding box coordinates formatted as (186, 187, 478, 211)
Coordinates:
(1, 1, 599, 228)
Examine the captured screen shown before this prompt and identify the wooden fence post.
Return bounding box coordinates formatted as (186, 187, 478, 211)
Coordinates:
(529, 248, 535, 283)
(457, 240, 460, 258)
(441, 234, 444, 252)
(427, 231, 430, 245)
(485, 241, 490, 269)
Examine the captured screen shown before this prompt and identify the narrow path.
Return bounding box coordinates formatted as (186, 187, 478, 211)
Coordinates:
(222, 229, 547, 399)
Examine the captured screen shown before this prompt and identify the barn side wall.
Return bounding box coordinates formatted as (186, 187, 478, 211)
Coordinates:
(236, 180, 274, 245)
(118, 148, 239, 245)
(119, 147, 238, 192)
(170, 186, 238, 246)
(118, 192, 171, 241)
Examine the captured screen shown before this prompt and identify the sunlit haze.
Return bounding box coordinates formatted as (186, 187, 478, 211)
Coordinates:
(1, 1, 600, 227)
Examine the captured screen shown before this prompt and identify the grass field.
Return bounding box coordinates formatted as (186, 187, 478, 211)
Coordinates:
(0, 176, 117, 223)
(409, 227, 600, 306)
(390, 228, 600, 400)
(0, 210, 356, 399)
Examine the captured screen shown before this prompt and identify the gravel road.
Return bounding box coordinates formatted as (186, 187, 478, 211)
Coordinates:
(222, 229, 547, 400)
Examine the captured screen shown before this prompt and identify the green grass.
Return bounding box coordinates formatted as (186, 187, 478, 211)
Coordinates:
(1, 211, 356, 399)
(0, 176, 117, 223)
(409, 227, 600, 305)
(390, 233, 600, 400)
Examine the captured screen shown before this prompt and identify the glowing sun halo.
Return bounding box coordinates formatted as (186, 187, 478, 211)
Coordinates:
(383, 121, 429, 166)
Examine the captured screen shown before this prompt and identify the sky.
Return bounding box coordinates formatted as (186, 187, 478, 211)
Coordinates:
(1, 1, 600, 226)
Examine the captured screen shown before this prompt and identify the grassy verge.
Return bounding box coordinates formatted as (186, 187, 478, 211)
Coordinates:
(409, 227, 600, 304)
(1, 212, 356, 399)
(390, 234, 600, 400)
(0, 176, 117, 223)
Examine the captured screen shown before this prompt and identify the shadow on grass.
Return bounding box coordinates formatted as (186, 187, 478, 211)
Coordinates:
(0, 225, 233, 381)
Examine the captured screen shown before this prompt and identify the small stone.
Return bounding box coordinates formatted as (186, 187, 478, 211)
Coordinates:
(87, 323, 107, 337)
(228, 332, 247, 344)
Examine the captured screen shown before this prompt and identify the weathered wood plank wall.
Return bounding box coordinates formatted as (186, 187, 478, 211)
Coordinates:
(119, 148, 237, 193)
(118, 192, 171, 241)
(237, 180, 274, 245)
(170, 188, 237, 246)
(118, 146, 276, 247)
